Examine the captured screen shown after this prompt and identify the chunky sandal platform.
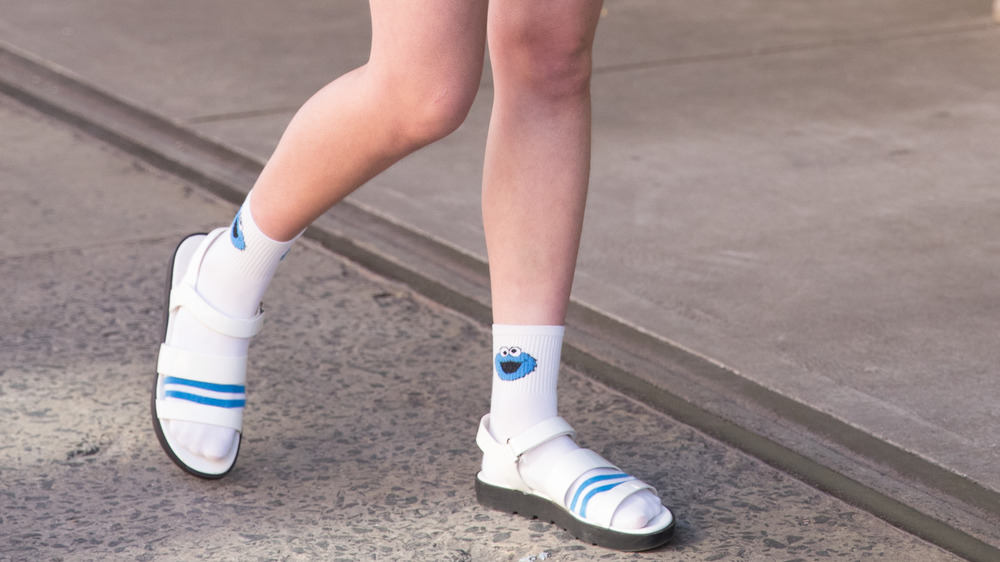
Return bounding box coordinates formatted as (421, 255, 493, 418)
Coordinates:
(151, 230, 263, 479)
(475, 414, 674, 552)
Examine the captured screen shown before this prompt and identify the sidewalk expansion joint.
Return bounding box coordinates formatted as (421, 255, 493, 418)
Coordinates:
(594, 20, 996, 76)
(2, 42, 998, 561)
(186, 105, 301, 125)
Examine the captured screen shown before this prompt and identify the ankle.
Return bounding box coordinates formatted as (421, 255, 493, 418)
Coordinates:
(193, 193, 299, 320)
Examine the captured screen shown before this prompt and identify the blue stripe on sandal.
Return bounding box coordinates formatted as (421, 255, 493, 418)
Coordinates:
(164, 390, 246, 408)
(569, 472, 632, 514)
(579, 478, 635, 519)
(163, 376, 246, 395)
(163, 376, 246, 408)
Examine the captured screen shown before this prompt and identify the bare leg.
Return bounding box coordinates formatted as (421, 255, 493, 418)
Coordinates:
(483, 1, 601, 325)
(251, 0, 489, 242)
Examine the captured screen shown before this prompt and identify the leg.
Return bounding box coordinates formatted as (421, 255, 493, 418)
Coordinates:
(482, 1, 598, 326)
(154, 0, 489, 475)
(484, 0, 600, 454)
(477, 0, 673, 548)
(252, 0, 489, 241)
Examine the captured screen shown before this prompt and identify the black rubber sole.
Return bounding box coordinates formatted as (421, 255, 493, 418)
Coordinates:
(476, 477, 675, 552)
(150, 233, 240, 480)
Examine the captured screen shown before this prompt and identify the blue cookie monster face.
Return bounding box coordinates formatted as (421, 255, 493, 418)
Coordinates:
(230, 210, 246, 251)
(495, 346, 537, 381)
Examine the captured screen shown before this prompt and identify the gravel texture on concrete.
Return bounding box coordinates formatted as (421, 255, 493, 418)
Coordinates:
(0, 95, 960, 561)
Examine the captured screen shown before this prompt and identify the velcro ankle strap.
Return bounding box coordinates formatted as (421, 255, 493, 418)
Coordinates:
(506, 417, 576, 459)
(476, 414, 578, 494)
(476, 415, 577, 462)
(170, 283, 264, 339)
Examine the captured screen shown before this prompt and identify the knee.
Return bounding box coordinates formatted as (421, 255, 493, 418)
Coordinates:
(373, 67, 480, 149)
(407, 83, 478, 145)
(488, 16, 596, 102)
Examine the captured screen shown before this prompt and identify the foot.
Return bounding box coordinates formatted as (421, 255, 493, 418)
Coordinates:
(163, 257, 253, 463)
(519, 435, 664, 530)
(153, 230, 262, 478)
(153, 195, 299, 477)
(476, 415, 674, 551)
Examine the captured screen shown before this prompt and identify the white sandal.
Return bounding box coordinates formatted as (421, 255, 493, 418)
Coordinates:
(475, 414, 675, 551)
(151, 230, 263, 478)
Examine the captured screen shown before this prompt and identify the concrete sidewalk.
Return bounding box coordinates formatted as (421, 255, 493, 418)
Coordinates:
(0, 95, 959, 560)
(2, 0, 1000, 559)
(2, 0, 998, 503)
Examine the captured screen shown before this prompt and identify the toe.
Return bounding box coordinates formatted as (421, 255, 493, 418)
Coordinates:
(610, 490, 663, 530)
(166, 420, 236, 461)
(199, 428, 238, 461)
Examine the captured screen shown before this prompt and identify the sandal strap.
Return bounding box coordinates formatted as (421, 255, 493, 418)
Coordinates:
(543, 447, 618, 506)
(580, 478, 657, 529)
(156, 345, 248, 432)
(476, 415, 576, 462)
(507, 417, 576, 458)
(172, 228, 264, 339)
(157, 344, 248, 386)
(155, 397, 244, 431)
(545, 449, 658, 528)
(476, 415, 577, 493)
(170, 282, 263, 339)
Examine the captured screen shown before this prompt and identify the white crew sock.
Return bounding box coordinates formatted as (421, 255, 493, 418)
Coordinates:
(167, 191, 299, 460)
(487, 324, 662, 530)
(488, 324, 565, 437)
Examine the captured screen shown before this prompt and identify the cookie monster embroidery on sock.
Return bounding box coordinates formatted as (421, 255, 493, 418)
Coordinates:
(495, 346, 537, 381)
(230, 210, 246, 250)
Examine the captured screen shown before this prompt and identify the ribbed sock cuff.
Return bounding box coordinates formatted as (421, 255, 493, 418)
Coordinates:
(231, 191, 299, 281)
(492, 324, 566, 338)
